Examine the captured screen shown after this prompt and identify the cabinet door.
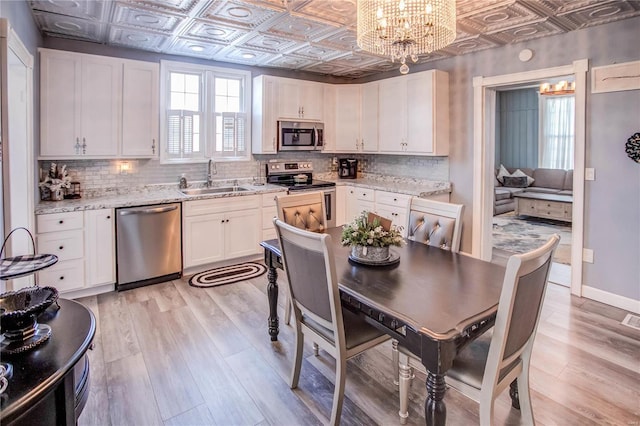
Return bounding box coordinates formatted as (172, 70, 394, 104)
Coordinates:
(405, 72, 434, 153)
(183, 213, 225, 267)
(360, 82, 379, 152)
(299, 81, 324, 120)
(80, 55, 121, 156)
(334, 85, 361, 152)
(277, 79, 302, 119)
(40, 50, 81, 156)
(336, 186, 347, 226)
(378, 77, 406, 153)
(122, 60, 159, 157)
(85, 209, 115, 286)
(225, 209, 261, 259)
(252, 75, 278, 154)
(344, 186, 359, 223)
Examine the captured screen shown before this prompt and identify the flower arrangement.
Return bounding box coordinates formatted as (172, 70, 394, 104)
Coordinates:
(341, 211, 404, 248)
(39, 163, 71, 200)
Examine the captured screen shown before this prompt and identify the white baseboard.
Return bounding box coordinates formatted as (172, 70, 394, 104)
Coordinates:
(63, 283, 115, 300)
(582, 285, 640, 314)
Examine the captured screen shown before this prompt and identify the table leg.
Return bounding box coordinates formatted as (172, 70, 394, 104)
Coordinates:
(425, 371, 447, 426)
(509, 379, 520, 409)
(267, 265, 279, 341)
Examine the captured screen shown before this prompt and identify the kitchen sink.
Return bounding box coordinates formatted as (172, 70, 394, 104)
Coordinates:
(180, 186, 249, 196)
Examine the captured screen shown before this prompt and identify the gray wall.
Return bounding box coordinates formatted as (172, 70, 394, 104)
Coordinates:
(390, 16, 639, 301)
(495, 88, 539, 169)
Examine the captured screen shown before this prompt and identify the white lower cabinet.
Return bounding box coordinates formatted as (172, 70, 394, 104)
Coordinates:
(183, 195, 262, 269)
(375, 191, 411, 237)
(36, 209, 115, 295)
(261, 191, 286, 240)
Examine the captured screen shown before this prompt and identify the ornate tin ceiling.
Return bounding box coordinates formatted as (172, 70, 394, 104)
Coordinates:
(29, 0, 640, 79)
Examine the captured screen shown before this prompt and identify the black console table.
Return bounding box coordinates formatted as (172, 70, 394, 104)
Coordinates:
(0, 299, 96, 426)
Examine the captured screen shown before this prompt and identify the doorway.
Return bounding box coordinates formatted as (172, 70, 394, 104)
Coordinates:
(471, 60, 588, 296)
(491, 84, 574, 286)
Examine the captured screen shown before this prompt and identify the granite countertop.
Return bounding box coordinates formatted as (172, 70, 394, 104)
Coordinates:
(317, 173, 451, 198)
(35, 174, 451, 215)
(35, 182, 286, 215)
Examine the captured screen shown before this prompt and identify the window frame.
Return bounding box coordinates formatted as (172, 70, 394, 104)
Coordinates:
(159, 60, 252, 164)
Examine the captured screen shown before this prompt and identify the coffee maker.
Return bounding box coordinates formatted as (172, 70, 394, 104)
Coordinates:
(338, 158, 358, 179)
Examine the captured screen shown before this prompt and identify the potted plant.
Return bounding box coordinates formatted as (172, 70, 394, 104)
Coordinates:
(341, 211, 404, 262)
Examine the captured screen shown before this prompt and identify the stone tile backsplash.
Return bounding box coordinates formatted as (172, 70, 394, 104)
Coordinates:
(39, 154, 448, 197)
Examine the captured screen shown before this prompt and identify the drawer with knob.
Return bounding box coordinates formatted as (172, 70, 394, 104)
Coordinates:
(37, 230, 84, 261)
(37, 211, 83, 233)
(37, 260, 85, 292)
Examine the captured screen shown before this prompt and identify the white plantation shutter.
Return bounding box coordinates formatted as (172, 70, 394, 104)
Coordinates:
(166, 110, 201, 159)
(217, 112, 247, 157)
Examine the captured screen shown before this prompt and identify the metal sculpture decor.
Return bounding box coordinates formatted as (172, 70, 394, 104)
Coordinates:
(357, 0, 457, 74)
(625, 132, 640, 163)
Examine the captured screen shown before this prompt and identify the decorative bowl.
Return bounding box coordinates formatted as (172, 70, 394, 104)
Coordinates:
(0, 286, 59, 333)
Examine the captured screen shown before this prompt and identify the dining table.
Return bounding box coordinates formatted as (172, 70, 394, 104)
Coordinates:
(260, 227, 506, 426)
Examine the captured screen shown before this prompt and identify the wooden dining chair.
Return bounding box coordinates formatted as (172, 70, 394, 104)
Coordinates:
(394, 197, 464, 424)
(445, 234, 559, 425)
(275, 191, 327, 326)
(273, 218, 389, 426)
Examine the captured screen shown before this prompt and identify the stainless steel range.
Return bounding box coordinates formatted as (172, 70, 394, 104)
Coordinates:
(266, 160, 336, 228)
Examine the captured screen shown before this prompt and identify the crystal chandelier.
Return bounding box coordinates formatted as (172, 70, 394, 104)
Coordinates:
(357, 0, 457, 74)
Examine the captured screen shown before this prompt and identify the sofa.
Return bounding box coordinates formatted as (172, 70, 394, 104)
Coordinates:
(494, 167, 573, 215)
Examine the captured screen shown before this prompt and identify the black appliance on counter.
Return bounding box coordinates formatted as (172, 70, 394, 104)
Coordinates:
(338, 158, 358, 179)
(266, 160, 336, 227)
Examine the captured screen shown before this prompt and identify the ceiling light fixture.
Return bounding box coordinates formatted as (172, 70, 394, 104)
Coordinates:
(357, 0, 456, 74)
(540, 80, 575, 95)
(190, 45, 205, 52)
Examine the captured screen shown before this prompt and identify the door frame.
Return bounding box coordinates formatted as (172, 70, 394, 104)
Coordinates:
(471, 59, 588, 296)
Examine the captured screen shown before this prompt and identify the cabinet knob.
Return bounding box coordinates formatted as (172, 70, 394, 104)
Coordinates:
(59, 276, 64, 280)
(59, 246, 64, 250)
(106, 215, 111, 219)
(59, 220, 64, 224)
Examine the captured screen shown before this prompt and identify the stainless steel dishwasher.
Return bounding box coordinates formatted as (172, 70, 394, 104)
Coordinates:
(115, 203, 182, 291)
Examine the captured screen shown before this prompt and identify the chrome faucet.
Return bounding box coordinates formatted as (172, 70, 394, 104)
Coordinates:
(206, 159, 216, 187)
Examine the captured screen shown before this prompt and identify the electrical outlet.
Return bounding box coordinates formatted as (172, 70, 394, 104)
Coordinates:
(585, 168, 595, 181)
(583, 248, 594, 263)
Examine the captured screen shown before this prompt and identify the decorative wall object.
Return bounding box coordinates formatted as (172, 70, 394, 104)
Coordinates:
(591, 60, 640, 93)
(626, 132, 640, 163)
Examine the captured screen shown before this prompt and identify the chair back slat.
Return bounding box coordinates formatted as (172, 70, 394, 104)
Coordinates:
(280, 236, 332, 323)
(502, 256, 552, 360)
(276, 192, 327, 233)
(486, 234, 559, 383)
(406, 198, 463, 252)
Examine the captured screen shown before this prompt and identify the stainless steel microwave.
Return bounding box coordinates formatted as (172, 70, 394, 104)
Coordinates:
(278, 121, 324, 151)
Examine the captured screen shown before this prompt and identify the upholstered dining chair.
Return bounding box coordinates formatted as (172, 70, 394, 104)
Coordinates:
(445, 234, 559, 425)
(275, 191, 327, 326)
(394, 197, 464, 424)
(273, 218, 389, 426)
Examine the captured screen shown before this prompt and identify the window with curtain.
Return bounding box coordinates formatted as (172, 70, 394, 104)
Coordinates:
(160, 61, 251, 163)
(539, 95, 575, 169)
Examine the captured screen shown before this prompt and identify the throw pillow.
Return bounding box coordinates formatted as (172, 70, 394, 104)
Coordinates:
(496, 164, 510, 184)
(503, 176, 528, 188)
(512, 169, 535, 186)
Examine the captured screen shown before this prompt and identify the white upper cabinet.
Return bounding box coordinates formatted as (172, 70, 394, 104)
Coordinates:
(378, 69, 449, 155)
(121, 60, 159, 157)
(41, 49, 121, 157)
(252, 75, 278, 154)
(334, 84, 361, 152)
(40, 48, 159, 159)
(277, 77, 324, 120)
(359, 82, 379, 152)
(333, 82, 379, 153)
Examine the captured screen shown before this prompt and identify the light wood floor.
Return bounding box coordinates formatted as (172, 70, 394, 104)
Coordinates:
(75, 268, 640, 426)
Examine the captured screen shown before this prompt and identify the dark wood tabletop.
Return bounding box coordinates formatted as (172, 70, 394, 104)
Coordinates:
(261, 226, 506, 426)
(0, 298, 96, 426)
